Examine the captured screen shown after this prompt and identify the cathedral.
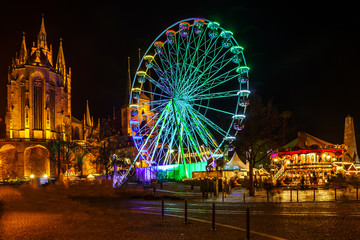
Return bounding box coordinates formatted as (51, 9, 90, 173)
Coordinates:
(0, 16, 99, 180)
(5, 15, 97, 141)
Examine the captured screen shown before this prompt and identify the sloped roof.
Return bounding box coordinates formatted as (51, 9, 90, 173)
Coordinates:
(283, 132, 334, 149)
(71, 116, 83, 125)
(225, 152, 249, 170)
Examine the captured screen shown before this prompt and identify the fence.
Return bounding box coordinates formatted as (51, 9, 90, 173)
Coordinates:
(205, 187, 360, 203)
(159, 199, 252, 240)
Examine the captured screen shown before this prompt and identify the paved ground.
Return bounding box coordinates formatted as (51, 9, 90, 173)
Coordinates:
(1, 182, 360, 240)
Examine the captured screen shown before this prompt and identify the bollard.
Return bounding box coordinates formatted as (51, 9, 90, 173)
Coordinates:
(211, 202, 216, 231)
(313, 188, 316, 202)
(222, 189, 225, 203)
(153, 186, 156, 195)
(246, 207, 250, 240)
(243, 192, 246, 203)
(297, 188, 299, 202)
(184, 199, 188, 224)
(161, 199, 165, 219)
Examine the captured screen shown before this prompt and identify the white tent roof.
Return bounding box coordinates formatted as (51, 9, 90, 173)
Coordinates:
(225, 152, 249, 170)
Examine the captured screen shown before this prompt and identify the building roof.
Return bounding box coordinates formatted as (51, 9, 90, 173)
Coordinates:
(271, 132, 346, 159)
(225, 152, 249, 170)
(283, 132, 334, 149)
(71, 116, 83, 125)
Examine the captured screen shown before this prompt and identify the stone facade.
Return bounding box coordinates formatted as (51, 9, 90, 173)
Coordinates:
(0, 16, 100, 179)
(344, 115, 359, 163)
(5, 16, 73, 141)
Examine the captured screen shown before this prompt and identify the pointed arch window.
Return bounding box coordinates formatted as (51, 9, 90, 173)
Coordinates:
(49, 83, 55, 131)
(33, 77, 43, 130)
(21, 80, 26, 129)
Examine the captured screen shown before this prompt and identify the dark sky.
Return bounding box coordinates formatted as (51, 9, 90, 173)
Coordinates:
(0, 1, 359, 143)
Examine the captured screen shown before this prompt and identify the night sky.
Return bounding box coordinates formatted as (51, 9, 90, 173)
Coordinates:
(0, 1, 359, 143)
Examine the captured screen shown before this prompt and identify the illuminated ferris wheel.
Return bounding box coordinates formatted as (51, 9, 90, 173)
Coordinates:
(128, 18, 250, 170)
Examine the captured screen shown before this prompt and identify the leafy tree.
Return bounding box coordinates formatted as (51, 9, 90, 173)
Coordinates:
(235, 93, 293, 196)
(72, 144, 88, 176)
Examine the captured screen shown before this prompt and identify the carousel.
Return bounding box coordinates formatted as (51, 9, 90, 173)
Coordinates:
(271, 132, 346, 185)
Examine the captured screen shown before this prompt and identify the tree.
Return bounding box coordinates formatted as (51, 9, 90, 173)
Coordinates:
(72, 143, 88, 176)
(235, 93, 293, 196)
(113, 147, 132, 170)
(45, 139, 77, 178)
(96, 137, 119, 180)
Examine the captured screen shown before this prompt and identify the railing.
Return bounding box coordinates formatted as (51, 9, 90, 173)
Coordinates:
(286, 162, 332, 170)
(0, 138, 48, 142)
(272, 165, 285, 184)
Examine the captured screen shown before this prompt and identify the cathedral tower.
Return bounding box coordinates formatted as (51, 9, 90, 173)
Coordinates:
(5, 16, 72, 140)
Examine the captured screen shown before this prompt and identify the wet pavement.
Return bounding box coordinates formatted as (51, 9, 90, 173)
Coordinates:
(199, 187, 360, 203)
(1, 183, 360, 240)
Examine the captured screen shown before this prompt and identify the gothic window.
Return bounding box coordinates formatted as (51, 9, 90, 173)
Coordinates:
(21, 81, 26, 129)
(49, 83, 55, 131)
(73, 127, 80, 140)
(33, 77, 43, 130)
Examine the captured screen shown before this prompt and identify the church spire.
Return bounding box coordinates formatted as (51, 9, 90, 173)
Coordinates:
(85, 100, 92, 127)
(56, 38, 66, 76)
(19, 32, 27, 65)
(37, 14, 48, 50)
(127, 56, 131, 102)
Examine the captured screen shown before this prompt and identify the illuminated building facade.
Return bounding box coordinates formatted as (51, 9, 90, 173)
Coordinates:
(0, 16, 99, 180)
(5, 16, 73, 140)
(271, 132, 346, 183)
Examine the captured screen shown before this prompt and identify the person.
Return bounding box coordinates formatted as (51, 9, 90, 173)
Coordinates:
(313, 176, 318, 185)
(234, 177, 241, 187)
(300, 177, 305, 190)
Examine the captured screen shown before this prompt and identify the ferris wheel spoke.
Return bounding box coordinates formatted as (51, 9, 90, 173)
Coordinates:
(191, 102, 234, 116)
(190, 90, 239, 101)
(179, 37, 222, 89)
(175, 32, 194, 92)
(145, 73, 172, 96)
(151, 62, 174, 94)
(187, 63, 238, 97)
(172, 102, 204, 162)
(137, 98, 169, 107)
(155, 52, 174, 86)
(196, 73, 239, 97)
(149, 106, 172, 161)
(178, 28, 207, 81)
(141, 89, 171, 100)
(186, 111, 221, 153)
(189, 106, 229, 138)
(129, 103, 171, 170)
(137, 113, 159, 134)
(182, 109, 216, 154)
(174, 26, 202, 93)
(163, 122, 178, 165)
(140, 101, 168, 118)
(181, 47, 232, 95)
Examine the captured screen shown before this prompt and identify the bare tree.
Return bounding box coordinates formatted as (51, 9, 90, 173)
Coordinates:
(72, 144, 88, 176)
(96, 137, 119, 180)
(235, 93, 293, 196)
(45, 139, 77, 178)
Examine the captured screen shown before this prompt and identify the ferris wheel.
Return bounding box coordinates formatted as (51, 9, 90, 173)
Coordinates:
(128, 18, 250, 171)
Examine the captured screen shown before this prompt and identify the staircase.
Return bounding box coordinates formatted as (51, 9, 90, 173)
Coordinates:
(272, 165, 285, 185)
